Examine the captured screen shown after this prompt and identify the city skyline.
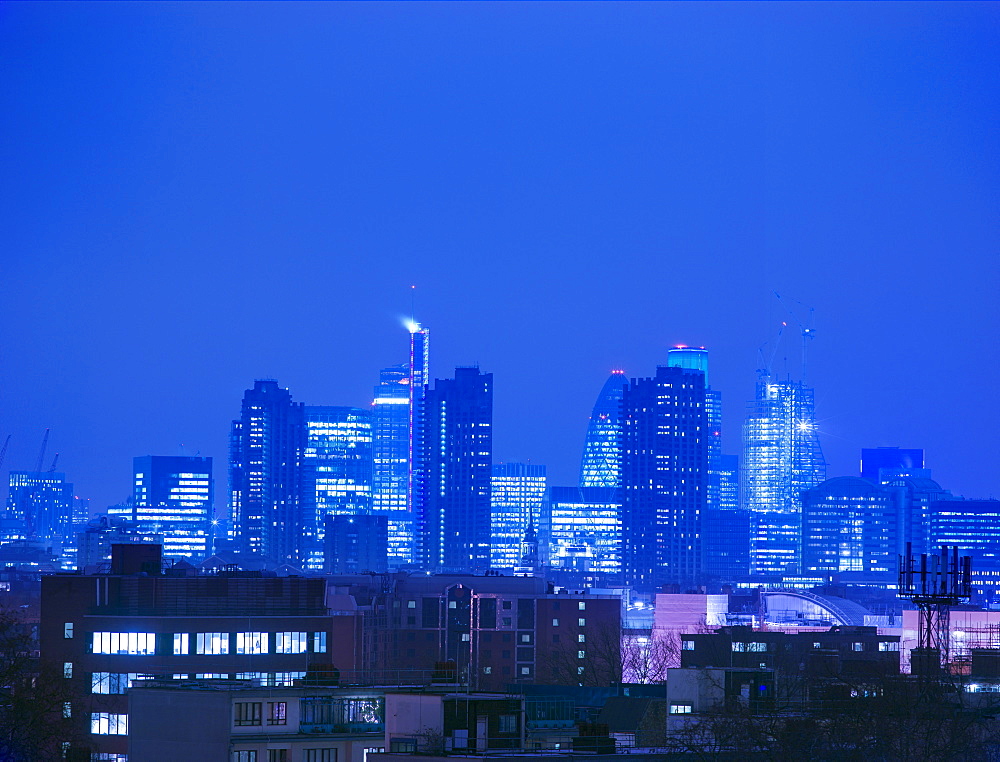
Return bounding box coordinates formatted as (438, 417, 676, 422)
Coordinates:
(2, 2, 997, 509)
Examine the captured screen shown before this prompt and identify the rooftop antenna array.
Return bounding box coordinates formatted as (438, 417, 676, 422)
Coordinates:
(898, 543, 972, 673)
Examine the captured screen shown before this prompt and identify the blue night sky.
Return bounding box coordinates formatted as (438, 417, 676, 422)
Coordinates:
(1, 2, 997, 510)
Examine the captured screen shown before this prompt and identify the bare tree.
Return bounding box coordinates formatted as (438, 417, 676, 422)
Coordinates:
(0, 606, 81, 761)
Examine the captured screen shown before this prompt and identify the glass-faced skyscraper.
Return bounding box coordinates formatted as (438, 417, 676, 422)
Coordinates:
(5, 471, 74, 541)
(579, 371, 627, 488)
(371, 321, 430, 567)
(742, 374, 826, 575)
(301, 406, 373, 570)
(620, 363, 709, 589)
(491, 463, 546, 570)
(125, 456, 213, 559)
(229, 379, 306, 563)
(418, 366, 493, 573)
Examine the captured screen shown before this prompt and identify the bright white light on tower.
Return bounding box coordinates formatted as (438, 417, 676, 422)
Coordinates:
(403, 318, 421, 333)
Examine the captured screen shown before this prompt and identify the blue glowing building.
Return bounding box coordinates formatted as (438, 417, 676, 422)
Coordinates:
(5, 470, 74, 542)
(120, 456, 213, 560)
(620, 362, 709, 589)
(228, 379, 306, 563)
(301, 406, 373, 570)
(742, 375, 826, 576)
(490, 462, 546, 570)
(579, 371, 628, 488)
(418, 367, 493, 573)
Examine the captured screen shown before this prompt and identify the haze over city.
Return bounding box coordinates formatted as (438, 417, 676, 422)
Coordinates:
(2, 2, 997, 510)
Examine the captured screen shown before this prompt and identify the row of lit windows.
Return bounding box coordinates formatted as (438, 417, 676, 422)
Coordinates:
(92, 631, 326, 655)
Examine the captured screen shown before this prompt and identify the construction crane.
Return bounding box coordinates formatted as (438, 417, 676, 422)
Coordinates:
(33, 428, 50, 474)
(0, 435, 10, 474)
(48, 453, 60, 473)
(774, 292, 816, 383)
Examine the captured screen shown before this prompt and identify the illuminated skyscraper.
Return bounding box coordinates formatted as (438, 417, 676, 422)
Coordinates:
(620, 363, 709, 589)
(742, 375, 826, 575)
(228, 379, 306, 563)
(301, 406, 373, 570)
(125, 456, 213, 559)
(5, 471, 74, 541)
(579, 371, 627, 488)
(419, 366, 493, 573)
(490, 463, 546, 570)
(543, 486, 622, 578)
(371, 321, 429, 567)
(372, 364, 409, 513)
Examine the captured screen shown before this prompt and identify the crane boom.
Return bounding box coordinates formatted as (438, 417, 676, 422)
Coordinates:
(34, 429, 50, 473)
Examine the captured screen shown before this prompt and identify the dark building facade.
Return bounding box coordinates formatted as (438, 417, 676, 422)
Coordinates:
(328, 573, 622, 691)
(418, 367, 493, 574)
(229, 379, 306, 563)
(325, 513, 388, 574)
(620, 364, 709, 589)
(40, 544, 358, 761)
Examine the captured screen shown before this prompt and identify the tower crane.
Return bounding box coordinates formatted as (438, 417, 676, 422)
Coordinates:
(774, 292, 816, 383)
(0, 435, 10, 474)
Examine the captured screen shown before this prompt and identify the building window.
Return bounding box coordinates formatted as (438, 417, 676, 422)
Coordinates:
(578, 602, 587, 611)
(498, 714, 517, 733)
(91, 672, 152, 695)
(879, 641, 899, 652)
(64, 622, 74, 638)
(303, 751, 336, 762)
(275, 632, 307, 654)
(552, 618, 559, 627)
(92, 754, 129, 761)
(174, 633, 189, 655)
(92, 632, 156, 655)
(681, 640, 695, 651)
(748, 642, 767, 652)
(63, 702, 72, 718)
(461, 633, 471, 642)
(578, 650, 586, 659)
(669, 704, 693, 715)
(520, 666, 530, 675)
(407, 600, 416, 608)
(578, 634, 586, 643)
(91, 713, 128, 735)
(234, 702, 262, 726)
(313, 632, 328, 653)
(196, 633, 230, 655)
(483, 666, 492, 674)
(196, 673, 228, 679)
(63, 662, 73, 678)
(267, 751, 288, 762)
(520, 634, 531, 643)
(577, 666, 584, 675)
(578, 618, 586, 627)
(813, 642, 821, 649)
(502, 618, 512, 627)
(232, 753, 257, 762)
(268, 702, 287, 725)
(236, 632, 268, 654)
(732, 642, 745, 652)
(852, 643, 864, 652)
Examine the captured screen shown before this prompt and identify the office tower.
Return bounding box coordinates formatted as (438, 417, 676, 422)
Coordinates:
(929, 498, 1000, 572)
(742, 375, 826, 576)
(324, 513, 388, 574)
(302, 406, 373, 571)
(229, 379, 306, 563)
(579, 371, 627, 488)
(5, 470, 74, 541)
(884, 472, 954, 558)
(665, 347, 748, 580)
(701, 454, 750, 579)
(801, 476, 895, 576)
(620, 364, 709, 589)
(419, 367, 493, 573)
(372, 364, 409, 512)
(118, 456, 214, 559)
(371, 321, 430, 567)
(543, 486, 622, 578)
(490, 463, 546, 570)
(860, 447, 925, 482)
